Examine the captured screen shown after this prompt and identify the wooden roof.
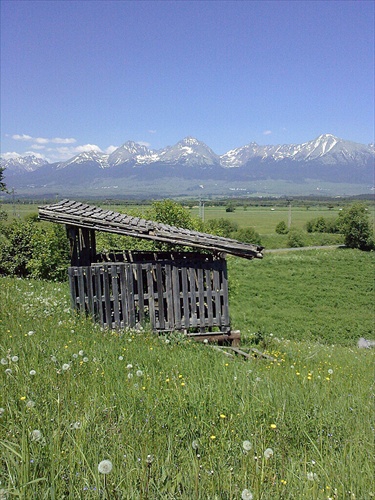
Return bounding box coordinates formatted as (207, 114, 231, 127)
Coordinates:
(38, 199, 264, 260)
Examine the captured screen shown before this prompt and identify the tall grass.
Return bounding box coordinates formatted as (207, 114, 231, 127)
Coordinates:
(0, 249, 374, 499)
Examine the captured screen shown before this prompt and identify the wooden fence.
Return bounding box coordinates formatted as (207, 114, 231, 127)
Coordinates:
(68, 255, 230, 334)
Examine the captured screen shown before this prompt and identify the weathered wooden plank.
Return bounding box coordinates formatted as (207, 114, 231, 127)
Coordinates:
(111, 265, 120, 329)
(213, 269, 221, 327)
(68, 267, 78, 310)
(119, 265, 129, 327)
(181, 267, 190, 329)
(146, 264, 156, 329)
(126, 264, 136, 327)
(205, 269, 213, 327)
(155, 262, 165, 330)
(197, 267, 206, 330)
(165, 264, 174, 330)
(85, 266, 95, 320)
(172, 265, 181, 330)
(103, 266, 112, 328)
(189, 268, 197, 327)
(94, 266, 104, 326)
(136, 263, 145, 324)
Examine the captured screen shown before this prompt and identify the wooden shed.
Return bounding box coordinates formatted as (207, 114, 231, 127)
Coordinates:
(38, 199, 263, 344)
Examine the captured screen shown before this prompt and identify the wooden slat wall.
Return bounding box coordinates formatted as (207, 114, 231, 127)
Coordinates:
(68, 258, 230, 333)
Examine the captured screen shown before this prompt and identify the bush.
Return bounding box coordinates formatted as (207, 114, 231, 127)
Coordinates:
(306, 216, 339, 233)
(337, 203, 374, 251)
(275, 221, 288, 234)
(287, 228, 305, 248)
(205, 218, 239, 238)
(0, 218, 70, 280)
(233, 227, 262, 245)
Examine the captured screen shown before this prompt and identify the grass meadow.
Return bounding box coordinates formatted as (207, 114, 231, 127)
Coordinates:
(1, 248, 374, 499)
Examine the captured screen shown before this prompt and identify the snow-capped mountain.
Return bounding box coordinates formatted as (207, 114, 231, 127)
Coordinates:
(0, 154, 49, 173)
(220, 134, 374, 168)
(2, 134, 374, 196)
(157, 137, 220, 166)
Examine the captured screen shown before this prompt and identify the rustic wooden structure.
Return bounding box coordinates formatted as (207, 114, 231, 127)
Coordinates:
(39, 199, 263, 344)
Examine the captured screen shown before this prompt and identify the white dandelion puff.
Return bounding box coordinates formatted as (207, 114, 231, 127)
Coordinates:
(307, 471, 318, 481)
(192, 440, 199, 450)
(127, 372, 133, 379)
(1, 358, 8, 366)
(30, 429, 43, 442)
(136, 370, 143, 377)
(241, 489, 253, 500)
(26, 400, 35, 408)
(118, 356, 124, 361)
(29, 370, 36, 376)
(62, 363, 70, 371)
(264, 448, 274, 459)
(98, 459, 113, 474)
(242, 440, 252, 452)
(5, 368, 12, 375)
(83, 357, 88, 363)
(126, 364, 133, 370)
(11, 356, 19, 363)
(78, 350, 84, 356)
(328, 369, 333, 375)
(28, 331, 35, 336)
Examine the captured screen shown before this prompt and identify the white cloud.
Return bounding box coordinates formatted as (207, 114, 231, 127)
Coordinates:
(75, 144, 103, 153)
(1, 152, 21, 160)
(105, 145, 118, 154)
(11, 133, 77, 145)
(148, 129, 157, 134)
(263, 130, 272, 135)
(31, 144, 46, 150)
(12, 134, 33, 141)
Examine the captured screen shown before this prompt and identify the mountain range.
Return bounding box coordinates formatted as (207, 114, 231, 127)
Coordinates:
(1, 134, 374, 197)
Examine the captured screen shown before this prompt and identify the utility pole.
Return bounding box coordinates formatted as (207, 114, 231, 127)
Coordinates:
(287, 198, 292, 228)
(199, 197, 205, 222)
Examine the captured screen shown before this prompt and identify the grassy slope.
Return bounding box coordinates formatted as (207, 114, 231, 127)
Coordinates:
(1, 249, 374, 499)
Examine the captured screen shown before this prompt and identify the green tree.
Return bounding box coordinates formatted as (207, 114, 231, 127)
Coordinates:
(0, 166, 6, 192)
(205, 218, 238, 238)
(233, 227, 262, 245)
(287, 228, 305, 248)
(338, 204, 374, 251)
(275, 221, 288, 234)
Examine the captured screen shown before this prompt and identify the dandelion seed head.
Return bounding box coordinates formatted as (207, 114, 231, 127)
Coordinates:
(118, 356, 124, 361)
(307, 471, 318, 481)
(128, 372, 133, 379)
(136, 370, 143, 377)
(83, 357, 88, 363)
(264, 447, 274, 459)
(29, 370, 36, 376)
(126, 364, 133, 370)
(28, 331, 34, 336)
(30, 429, 43, 442)
(98, 459, 113, 474)
(192, 440, 199, 450)
(79, 350, 84, 356)
(328, 369, 333, 375)
(62, 363, 70, 371)
(1, 358, 8, 366)
(242, 440, 252, 451)
(241, 489, 253, 500)
(11, 356, 19, 362)
(5, 368, 12, 375)
(26, 400, 35, 408)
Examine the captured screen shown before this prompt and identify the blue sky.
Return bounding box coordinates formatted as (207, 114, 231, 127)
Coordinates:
(1, 0, 374, 161)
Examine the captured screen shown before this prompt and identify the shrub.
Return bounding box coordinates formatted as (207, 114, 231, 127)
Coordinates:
(205, 218, 239, 238)
(233, 227, 262, 245)
(287, 228, 305, 248)
(337, 203, 374, 251)
(275, 221, 288, 234)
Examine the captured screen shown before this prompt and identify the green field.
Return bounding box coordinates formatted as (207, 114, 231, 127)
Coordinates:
(1, 248, 374, 499)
